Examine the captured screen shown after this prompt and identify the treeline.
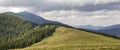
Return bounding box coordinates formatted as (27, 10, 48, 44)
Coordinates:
(0, 13, 58, 50)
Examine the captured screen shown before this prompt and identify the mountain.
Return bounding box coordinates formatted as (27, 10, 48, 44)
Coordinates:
(0, 12, 72, 50)
(75, 24, 120, 37)
(99, 24, 120, 30)
(5, 11, 51, 24)
(6, 12, 70, 27)
(75, 25, 103, 30)
(18, 11, 49, 24)
(16, 26, 120, 50)
(0, 12, 58, 50)
(0, 12, 120, 50)
(96, 24, 120, 37)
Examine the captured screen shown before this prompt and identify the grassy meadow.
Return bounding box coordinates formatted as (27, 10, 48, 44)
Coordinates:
(16, 27, 120, 50)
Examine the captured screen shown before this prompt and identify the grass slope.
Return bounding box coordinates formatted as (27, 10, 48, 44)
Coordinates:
(18, 27, 120, 50)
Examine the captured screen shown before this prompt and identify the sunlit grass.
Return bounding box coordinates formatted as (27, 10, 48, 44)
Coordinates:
(16, 27, 120, 50)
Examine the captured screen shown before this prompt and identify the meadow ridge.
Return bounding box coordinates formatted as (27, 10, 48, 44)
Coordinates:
(17, 27, 120, 50)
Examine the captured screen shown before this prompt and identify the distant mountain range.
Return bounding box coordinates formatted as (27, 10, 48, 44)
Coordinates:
(75, 25, 104, 30)
(75, 24, 120, 37)
(96, 24, 120, 37)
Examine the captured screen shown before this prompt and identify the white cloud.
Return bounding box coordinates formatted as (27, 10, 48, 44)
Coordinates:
(38, 10, 120, 26)
(0, 7, 33, 13)
(49, 0, 120, 6)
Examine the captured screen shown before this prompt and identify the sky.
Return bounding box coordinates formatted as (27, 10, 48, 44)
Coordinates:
(0, 0, 120, 26)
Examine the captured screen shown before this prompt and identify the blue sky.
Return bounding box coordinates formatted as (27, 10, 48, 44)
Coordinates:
(0, 0, 120, 26)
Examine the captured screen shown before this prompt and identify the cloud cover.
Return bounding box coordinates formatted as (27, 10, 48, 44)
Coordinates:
(0, 0, 120, 11)
(0, 0, 120, 26)
(38, 10, 120, 26)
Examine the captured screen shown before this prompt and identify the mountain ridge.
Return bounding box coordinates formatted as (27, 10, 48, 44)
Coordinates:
(96, 24, 120, 37)
(17, 11, 49, 24)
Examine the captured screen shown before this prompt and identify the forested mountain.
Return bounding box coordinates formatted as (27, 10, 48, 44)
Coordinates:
(0, 13, 58, 50)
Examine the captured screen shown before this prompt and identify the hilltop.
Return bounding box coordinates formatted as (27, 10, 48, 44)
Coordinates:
(17, 26, 120, 50)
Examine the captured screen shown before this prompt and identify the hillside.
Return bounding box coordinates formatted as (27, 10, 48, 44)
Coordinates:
(0, 13, 58, 50)
(17, 26, 120, 50)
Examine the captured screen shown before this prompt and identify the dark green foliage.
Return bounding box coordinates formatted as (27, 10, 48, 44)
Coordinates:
(0, 13, 57, 50)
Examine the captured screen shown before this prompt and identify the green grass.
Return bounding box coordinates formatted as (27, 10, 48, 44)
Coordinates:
(16, 27, 120, 50)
